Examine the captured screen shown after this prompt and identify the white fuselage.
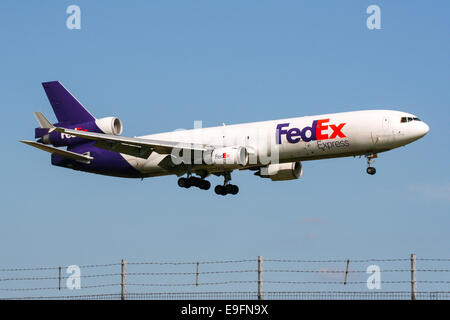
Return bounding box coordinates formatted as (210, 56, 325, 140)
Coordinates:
(123, 110, 429, 177)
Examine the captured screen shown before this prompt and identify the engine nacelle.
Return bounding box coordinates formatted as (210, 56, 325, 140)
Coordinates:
(258, 162, 303, 181)
(95, 117, 123, 136)
(36, 116, 124, 147)
(203, 146, 249, 167)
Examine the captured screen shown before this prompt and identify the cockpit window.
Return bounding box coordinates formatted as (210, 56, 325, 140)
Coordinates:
(401, 117, 422, 123)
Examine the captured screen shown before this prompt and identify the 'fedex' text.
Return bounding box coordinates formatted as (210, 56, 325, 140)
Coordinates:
(276, 119, 346, 144)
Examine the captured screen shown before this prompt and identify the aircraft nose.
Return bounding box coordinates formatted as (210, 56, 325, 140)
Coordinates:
(417, 121, 430, 138)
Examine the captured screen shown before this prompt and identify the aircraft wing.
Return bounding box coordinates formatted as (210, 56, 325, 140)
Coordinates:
(52, 127, 208, 159)
(20, 140, 93, 163)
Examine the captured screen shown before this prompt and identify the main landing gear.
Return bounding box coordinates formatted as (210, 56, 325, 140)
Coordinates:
(177, 172, 239, 195)
(215, 184, 239, 196)
(365, 153, 377, 175)
(178, 176, 211, 190)
(214, 172, 239, 196)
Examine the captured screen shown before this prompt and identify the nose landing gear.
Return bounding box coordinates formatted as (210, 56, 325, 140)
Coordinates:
(365, 153, 377, 175)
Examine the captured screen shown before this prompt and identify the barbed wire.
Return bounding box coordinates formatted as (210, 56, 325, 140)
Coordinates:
(264, 280, 450, 285)
(2, 268, 448, 283)
(127, 280, 257, 287)
(3, 257, 450, 272)
(265, 269, 450, 273)
(0, 284, 119, 291)
(0, 266, 60, 272)
(264, 258, 411, 263)
(416, 258, 450, 261)
(128, 270, 257, 276)
(265, 280, 405, 285)
(0, 273, 121, 282)
(127, 259, 256, 265)
(0, 263, 120, 273)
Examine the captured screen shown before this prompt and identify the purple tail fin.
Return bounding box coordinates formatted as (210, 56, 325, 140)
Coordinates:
(42, 81, 95, 124)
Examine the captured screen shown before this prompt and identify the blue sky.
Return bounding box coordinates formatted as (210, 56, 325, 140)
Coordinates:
(0, 1, 449, 296)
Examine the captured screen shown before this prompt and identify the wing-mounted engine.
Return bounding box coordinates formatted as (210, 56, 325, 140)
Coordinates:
(256, 161, 303, 181)
(203, 146, 249, 168)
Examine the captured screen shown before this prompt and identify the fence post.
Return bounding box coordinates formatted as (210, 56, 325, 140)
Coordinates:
(411, 254, 417, 300)
(121, 259, 126, 300)
(258, 256, 263, 300)
(344, 259, 350, 285)
(58, 266, 62, 290)
(196, 262, 199, 287)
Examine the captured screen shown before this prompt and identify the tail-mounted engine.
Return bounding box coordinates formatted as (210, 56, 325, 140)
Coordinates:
(95, 117, 123, 136)
(36, 117, 123, 147)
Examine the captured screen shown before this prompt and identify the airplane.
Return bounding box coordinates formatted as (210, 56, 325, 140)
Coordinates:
(21, 81, 430, 196)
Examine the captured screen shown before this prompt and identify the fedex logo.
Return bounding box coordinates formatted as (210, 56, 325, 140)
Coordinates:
(61, 127, 88, 139)
(276, 119, 346, 144)
(215, 153, 230, 159)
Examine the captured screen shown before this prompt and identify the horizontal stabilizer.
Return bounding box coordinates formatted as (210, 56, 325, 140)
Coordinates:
(20, 140, 93, 163)
(34, 112, 54, 129)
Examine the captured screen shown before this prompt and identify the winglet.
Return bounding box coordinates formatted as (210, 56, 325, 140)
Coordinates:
(34, 112, 54, 129)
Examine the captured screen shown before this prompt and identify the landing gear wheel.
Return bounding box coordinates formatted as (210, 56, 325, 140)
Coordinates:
(178, 177, 190, 188)
(215, 185, 226, 195)
(200, 180, 211, 190)
(366, 167, 376, 175)
(189, 177, 200, 187)
(215, 184, 239, 195)
(178, 176, 211, 190)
